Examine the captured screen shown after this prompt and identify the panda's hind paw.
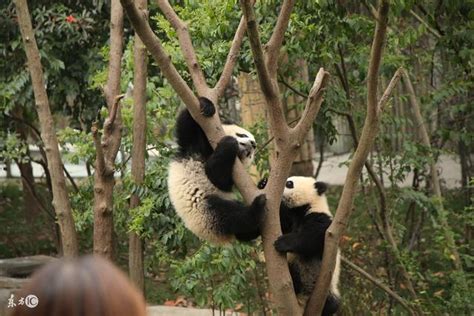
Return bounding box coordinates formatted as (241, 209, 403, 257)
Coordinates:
(199, 97, 216, 117)
(251, 194, 267, 211)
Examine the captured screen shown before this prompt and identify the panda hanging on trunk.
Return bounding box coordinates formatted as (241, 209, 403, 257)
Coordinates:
(167, 97, 266, 245)
(259, 176, 341, 315)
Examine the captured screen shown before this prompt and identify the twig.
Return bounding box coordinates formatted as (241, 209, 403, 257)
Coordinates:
(341, 256, 415, 315)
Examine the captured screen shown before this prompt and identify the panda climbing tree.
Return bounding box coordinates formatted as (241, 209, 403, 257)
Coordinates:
(122, 0, 396, 314)
(168, 97, 266, 244)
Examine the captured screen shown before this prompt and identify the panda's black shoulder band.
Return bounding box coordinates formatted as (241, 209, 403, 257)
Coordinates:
(314, 181, 328, 195)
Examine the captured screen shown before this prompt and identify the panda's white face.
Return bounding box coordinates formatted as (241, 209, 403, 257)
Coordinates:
(282, 176, 331, 215)
(222, 124, 256, 167)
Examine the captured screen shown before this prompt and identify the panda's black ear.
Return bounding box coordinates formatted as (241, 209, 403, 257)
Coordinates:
(314, 181, 328, 195)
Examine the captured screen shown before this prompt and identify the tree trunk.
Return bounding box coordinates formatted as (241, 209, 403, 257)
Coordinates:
(402, 70, 463, 272)
(14, 0, 78, 257)
(11, 107, 41, 215)
(92, 0, 124, 260)
(128, 0, 147, 292)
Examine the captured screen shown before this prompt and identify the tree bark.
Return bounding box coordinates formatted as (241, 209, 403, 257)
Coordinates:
(10, 107, 41, 215)
(401, 69, 463, 271)
(14, 0, 78, 257)
(304, 1, 395, 314)
(128, 0, 147, 293)
(92, 0, 124, 261)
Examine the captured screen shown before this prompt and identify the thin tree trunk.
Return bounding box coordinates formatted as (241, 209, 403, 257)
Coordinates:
(304, 1, 397, 313)
(402, 70, 463, 271)
(12, 106, 40, 214)
(128, 0, 147, 292)
(92, 0, 124, 260)
(14, 0, 78, 257)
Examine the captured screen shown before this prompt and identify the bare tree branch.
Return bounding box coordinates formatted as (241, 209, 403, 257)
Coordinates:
(342, 256, 415, 315)
(378, 68, 403, 111)
(240, 1, 279, 101)
(156, 0, 208, 93)
(214, 16, 247, 97)
(240, 0, 288, 142)
(265, 0, 296, 76)
(304, 1, 390, 314)
(121, 0, 199, 107)
(292, 68, 329, 140)
(104, 94, 125, 132)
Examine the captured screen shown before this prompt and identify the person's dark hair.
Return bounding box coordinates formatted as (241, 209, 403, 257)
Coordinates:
(12, 255, 146, 316)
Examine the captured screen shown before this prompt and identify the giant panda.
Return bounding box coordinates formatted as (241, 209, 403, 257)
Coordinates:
(258, 176, 341, 315)
(167, 97, 266, 245)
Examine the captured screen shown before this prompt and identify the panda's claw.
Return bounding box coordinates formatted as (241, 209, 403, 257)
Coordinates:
(257, 177, 268, 190)
(199, 96, 216, 117)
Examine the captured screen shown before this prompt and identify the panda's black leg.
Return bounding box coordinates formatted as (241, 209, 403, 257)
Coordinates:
(206, 194, 266, 241)
(289, 262, 303, 294)
(205, 136, 238, 192)
(322, 293, 340, 316)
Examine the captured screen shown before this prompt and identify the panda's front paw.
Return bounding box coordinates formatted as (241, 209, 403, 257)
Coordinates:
(199, 96, 216, 117)
(257, 177, 268, 190)
(216, 136, 239, 156)
(274, 235, 296, 253)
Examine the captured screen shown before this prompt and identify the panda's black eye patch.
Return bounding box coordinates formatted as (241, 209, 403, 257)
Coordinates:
(286, 180, 294, 189)
(236, 133, 248, 138)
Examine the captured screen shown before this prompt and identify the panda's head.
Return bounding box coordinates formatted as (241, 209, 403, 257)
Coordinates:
(222, 124, 256, 167)
(282, 176, 331, 215)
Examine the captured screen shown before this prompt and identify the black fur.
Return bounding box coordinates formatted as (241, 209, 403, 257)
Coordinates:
(275, 211, 331, 260)
(199, 96, 216, 117)
(205, 136, 238, 192)
(175, 109, 213, 159)
(314, 181, 328, 195)
(322, 294, 340, 316)
(206, 194, 266, 242)
(173, 107, 265, 242)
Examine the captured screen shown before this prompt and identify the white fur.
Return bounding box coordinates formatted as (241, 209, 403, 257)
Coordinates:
(222, 124, 256, 166)
(168, 124, 256, 244)
(282, 176, 331, 217)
